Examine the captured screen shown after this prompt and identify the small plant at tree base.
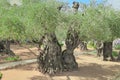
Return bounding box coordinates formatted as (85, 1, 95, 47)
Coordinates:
(5, 56, 20, 61)
(59, 43, 64, 47)
(112, 51, 119, 57)
(114, 44, 120, 50)
(0, 72, 2, 80)
(87, 41, 96, 49)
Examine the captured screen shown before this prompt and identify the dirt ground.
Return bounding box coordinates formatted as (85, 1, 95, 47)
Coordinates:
(1, 55, 120, 80)
(0, 45, 120, 80)
(0, 44, 39, 63)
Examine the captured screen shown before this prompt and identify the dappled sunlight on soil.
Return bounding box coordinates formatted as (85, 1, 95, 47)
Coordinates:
(1, 54, 120, 80)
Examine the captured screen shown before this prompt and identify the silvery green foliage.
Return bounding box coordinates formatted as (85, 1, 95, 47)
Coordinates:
(79, 1, 120, 42)
(58, 0, 120, 42)
(0, 0, 25, 40)
(0, 0, 62, 41)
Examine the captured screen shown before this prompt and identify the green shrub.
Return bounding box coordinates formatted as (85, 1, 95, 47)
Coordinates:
(87, 41, 96, 49)
(114, 44, 120, 50)
(5, 56, 20, 61)
(0, 72, 2, 79)
(59, 43, 64, 47)
(112, 51, 119, 57)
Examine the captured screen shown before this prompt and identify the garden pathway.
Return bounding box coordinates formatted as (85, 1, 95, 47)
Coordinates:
(0, 59, 37, 70)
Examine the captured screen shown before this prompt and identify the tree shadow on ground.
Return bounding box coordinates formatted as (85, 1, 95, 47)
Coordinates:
(30, 63, 120, 80)
(11, 44, 38, 57)
(22, 46, 38, 56)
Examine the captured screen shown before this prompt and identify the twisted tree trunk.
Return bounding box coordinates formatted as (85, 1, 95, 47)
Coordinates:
(103, 42, 114, 61)
(5, 39, 15, 56)
(38, 32, 63, 75)
(0, 40, 15, 56)
(0, 41, 5, 52)
(62, 27, 79, 71)
(96, 41, 103, 57)
(79, 41, 88, 51)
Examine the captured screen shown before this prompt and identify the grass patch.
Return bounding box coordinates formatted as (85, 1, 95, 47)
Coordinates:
(112, 51, 119, 57)
(87, 41, 96, 49)
(114, 44, 120, 50)
(5, 56, 20, 61)
(0, 72, 2, 79)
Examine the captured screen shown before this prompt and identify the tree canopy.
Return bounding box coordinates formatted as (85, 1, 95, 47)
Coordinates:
(0, 0, 120, 42)
(0, 0, 25, 40)
(0, 0, 63, 41)
(74, 1, 120, 42)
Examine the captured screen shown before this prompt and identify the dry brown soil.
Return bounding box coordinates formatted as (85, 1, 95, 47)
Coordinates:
(0, 45, 120, 80)
(0, 44, 39, 63)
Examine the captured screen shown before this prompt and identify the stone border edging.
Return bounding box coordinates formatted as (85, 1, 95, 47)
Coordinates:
(0, 59, 37, 70)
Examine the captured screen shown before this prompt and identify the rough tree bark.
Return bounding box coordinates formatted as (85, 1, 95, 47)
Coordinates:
(38, 1, 80, 74)
(79, 41, 88, 51)
(0, 40, 15, 56)
(5, 39, 15, 56)
(96, 41, 103, 57)
(0, 41, 5, 52)
(103, 42, 114, 61)
(38, 32, 63, 75)
(62, 27, 79, 71)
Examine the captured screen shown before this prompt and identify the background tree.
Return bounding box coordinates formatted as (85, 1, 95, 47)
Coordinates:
(0, 0, 25, 56)
(79, 1, 120, 61)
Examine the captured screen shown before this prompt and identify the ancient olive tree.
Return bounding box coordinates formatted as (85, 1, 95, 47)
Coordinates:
(23, 0, 84, 74)
(0, 0, 25, 56)
(22, 0, 65, 74)
(61, 1, 80, 70)
(79, 1, 120, 61)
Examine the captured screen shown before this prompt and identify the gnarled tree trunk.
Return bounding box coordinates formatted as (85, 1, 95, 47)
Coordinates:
(103, 42, 114, 61)
(0, 40, 15, 56)
(96, 41, 103, 57)
(0, 41, 5, 52)
(38, 32, 63, 75)
(5, 39, 15, 56)
(79, 41, 88, 51)
(62, 27, 79, 71)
